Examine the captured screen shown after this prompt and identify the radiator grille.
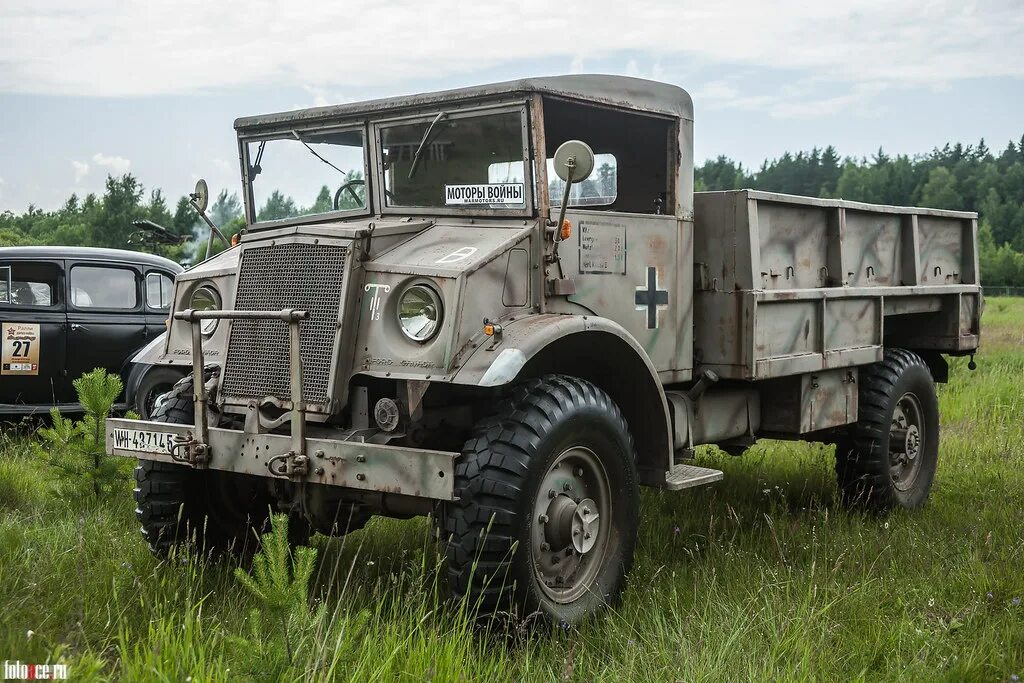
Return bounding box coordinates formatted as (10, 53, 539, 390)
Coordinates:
(221, 242, 348, 405)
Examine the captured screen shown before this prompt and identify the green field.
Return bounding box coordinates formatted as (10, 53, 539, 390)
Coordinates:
(2, 301, 1023, 681)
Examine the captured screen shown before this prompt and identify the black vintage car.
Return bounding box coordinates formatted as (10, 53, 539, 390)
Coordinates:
(0, 246, 185, 417)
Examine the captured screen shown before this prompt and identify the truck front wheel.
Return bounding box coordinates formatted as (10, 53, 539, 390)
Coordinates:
(133, 374, 308, 556)
(836, 348, 940, 510)
(441, 375, 640, 623)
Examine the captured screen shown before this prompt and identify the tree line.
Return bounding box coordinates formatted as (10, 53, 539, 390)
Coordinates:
(696, 136, 1024, 287)
(0, 175, 245, 263)
(0, 173, 362, 263)
(2, 136, 1022, 285)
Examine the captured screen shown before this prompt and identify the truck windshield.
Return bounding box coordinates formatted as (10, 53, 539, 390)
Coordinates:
(247, 127, 367, 223)
(380, 110, 528, 210)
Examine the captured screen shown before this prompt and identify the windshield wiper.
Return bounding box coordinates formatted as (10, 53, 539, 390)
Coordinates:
(250, 140, 266, 178)
(407, 111, 448, 180)
(291, 130, 348, 175)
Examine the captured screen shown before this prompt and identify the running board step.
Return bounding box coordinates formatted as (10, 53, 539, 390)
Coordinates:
(664, 464, 723, 491)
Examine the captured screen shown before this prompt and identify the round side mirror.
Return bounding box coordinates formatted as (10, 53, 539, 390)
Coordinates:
(192, 179, 210, 213)
(553, 140, 595, 183)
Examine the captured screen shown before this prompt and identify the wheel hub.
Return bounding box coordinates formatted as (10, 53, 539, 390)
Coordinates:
(571, 498, 600, 554)
(543, 495, 600, 555)
(532, 447, 612, 604)
(889, 392, 926, 491)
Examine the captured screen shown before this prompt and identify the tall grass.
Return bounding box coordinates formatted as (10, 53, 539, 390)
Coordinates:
(1, 301, 1022, 680)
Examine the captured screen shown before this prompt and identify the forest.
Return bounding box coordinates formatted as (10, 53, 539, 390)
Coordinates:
(2, 135, 1023, 285)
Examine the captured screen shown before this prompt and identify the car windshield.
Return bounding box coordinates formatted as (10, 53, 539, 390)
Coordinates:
(247, 127, 367, 223)
(380, 110, 528, 211)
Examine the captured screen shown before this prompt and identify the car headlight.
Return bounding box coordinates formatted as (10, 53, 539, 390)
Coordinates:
(397, 283, 443, 342)
(189, 284, 221, 336)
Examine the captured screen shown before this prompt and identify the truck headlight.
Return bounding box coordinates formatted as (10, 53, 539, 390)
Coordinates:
(397, 284, 443, 342)
(190, 284, 222, 336)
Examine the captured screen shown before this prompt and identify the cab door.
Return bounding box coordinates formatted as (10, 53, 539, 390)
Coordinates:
(0, 259, 69, 406)
(558, 209, 682, 373)
(65, 261, 147, 389)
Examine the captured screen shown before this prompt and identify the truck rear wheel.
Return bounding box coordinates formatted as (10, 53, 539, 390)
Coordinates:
(133, 374, 308, 556)
(441, 375, 639, 623)
(836, 349, 940, 510)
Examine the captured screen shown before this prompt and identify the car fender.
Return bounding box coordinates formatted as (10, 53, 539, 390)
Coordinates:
(131, 333, 166, 365)
(124, 333, 183, 407)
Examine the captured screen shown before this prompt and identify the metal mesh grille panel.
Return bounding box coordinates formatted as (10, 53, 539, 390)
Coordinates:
(221, 242, 348, 404)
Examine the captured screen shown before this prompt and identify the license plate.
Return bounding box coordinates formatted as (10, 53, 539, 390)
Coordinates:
(112, 428, 175, 455)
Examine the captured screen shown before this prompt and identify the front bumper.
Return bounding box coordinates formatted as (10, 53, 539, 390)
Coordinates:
(106, 305, 455, 502)
(105, 417, 456, 500)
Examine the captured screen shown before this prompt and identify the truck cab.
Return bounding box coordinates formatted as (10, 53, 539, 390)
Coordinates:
(107, 76, 981, 623)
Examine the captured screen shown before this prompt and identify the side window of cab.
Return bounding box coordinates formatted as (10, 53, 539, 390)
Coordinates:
(546, 153, 619, 208)
(542, 96, 674, 214)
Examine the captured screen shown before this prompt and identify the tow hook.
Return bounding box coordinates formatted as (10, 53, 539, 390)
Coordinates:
(169, 434, 208, 467)
(268, 451, 309, 480)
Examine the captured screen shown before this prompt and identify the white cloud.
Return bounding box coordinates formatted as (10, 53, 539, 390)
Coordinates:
(71, 153, 130, 184)
(71, 160, 89, 183)
(303, 85, 333, 109)
(0, 0, 1020, 107)
(91, 152, 130, 174)
(770, 83, 891, 120)
(301, 84, 355, 110)
(693, 81, 741, 103)
(694, 79, 891, 120)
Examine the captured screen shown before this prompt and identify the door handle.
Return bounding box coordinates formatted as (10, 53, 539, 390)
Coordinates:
(70, 323, 82, 331)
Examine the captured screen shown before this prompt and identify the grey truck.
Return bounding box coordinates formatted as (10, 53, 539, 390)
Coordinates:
(107, 75, 982, 623)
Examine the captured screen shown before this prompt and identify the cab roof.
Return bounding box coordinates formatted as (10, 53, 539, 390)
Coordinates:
(234, 74, 693, 132)
(0, 246, 183, 272)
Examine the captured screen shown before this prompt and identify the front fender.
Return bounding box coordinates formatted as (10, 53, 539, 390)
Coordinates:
(450, 314, 641, 386)
(450, 314, 674, 484)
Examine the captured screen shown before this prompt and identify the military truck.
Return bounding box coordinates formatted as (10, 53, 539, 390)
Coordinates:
(107, 75, 982, 622)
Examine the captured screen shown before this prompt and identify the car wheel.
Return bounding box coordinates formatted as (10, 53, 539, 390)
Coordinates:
(441, 375, 639, 623)
(133, 366, 187, 420)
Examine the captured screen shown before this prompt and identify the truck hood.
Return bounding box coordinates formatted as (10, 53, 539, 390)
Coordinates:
(365, 221, 535, 278)
(241, 216, 535, 278)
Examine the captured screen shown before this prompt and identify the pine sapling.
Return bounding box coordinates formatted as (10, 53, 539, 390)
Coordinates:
(234, 513, 320, 667)
(36, 368, 133, 500)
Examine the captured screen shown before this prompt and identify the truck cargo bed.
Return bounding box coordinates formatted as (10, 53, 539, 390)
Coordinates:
(693, 190, 981, 380)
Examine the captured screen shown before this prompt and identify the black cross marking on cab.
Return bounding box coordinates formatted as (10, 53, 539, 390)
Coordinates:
(635, 266, 669, 329)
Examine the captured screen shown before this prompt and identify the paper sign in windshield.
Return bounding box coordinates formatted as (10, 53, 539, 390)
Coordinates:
(445, 184, 525, 205)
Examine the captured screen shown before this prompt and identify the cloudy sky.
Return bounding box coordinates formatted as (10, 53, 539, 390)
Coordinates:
(1, 0, 1022, 212)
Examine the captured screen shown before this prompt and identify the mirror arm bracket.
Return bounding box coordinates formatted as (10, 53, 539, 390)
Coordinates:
(545, 157, 576, 284)
(544, 141, 593, 297)
(552, 158, 576, 245)
(191, 199, 229, 261)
